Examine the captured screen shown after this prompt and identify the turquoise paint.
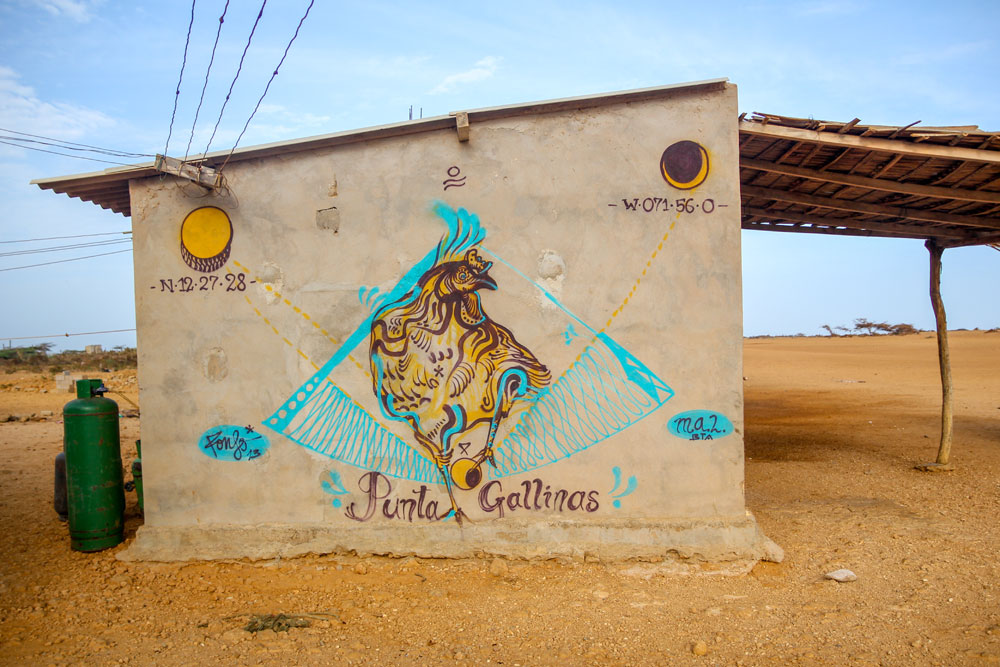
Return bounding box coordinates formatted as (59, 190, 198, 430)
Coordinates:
(198, 425, 269, 461)
(266, 202, 675, 483)
(608, 466, 637, 508)
(667, 410, 734, 441)
(321, 470, 350, 508)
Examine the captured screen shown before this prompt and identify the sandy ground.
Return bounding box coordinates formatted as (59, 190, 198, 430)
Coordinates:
(1, 332, 998, 665)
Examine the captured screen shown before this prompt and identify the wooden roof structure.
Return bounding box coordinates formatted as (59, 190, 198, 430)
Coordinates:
(30, 80, 1000, 249)
(739, 112, 1000, 248)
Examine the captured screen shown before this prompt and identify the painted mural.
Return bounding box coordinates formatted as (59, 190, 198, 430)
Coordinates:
(368, 215, 551, 522)
(171, 137, 737, 524)
(263, 201, 674, 522)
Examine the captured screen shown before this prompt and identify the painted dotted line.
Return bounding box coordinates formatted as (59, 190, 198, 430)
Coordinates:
(231, 260, 369, 377)
(235, 279, 402, 440)
(240, 292, 318, 370)
(539, 215, 682, 394)
(604, 219, 678, 329)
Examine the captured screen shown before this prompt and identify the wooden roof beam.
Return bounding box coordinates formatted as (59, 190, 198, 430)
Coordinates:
(872, 154, 904, 178)
(741, 206, 969, 239)
(939, 233, 1000, 248)
(742, 221, 923, 240)
(741, 158, 1000, 204)
(742, 184, 1000, 231)
(739, 121, 1000, 164)
(775, 140, 802, 164)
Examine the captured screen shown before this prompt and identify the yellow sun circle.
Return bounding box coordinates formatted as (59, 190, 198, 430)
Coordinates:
(180, 206, 232, 272)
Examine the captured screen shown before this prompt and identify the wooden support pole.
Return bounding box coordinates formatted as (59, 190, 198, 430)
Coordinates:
(925, 240, 954, 467)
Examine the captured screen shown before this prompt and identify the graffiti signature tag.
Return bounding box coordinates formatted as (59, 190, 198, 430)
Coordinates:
(198, 425, 269, 461)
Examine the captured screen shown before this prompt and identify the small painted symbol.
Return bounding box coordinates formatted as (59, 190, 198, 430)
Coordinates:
(358, 286, 387, 312)
(608, 466, 637, 509)
(321, 470, 350, 508)
(562, 324, 579, 346)
(442, 165, 466, 190)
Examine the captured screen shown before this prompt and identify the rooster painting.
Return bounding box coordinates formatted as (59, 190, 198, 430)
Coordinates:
(369, 206, 550, 523)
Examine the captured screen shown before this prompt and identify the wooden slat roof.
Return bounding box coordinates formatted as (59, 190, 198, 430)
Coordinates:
(739, 113, 1000, 247)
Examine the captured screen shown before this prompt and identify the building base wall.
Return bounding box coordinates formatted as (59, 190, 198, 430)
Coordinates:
(120, 513, 774, 564)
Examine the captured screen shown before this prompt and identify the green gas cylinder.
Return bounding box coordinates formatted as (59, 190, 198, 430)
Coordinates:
(132, 439, 143, 514)
(63, 379, 124, 552)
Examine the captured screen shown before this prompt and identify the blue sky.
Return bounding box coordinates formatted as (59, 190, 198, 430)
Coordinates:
(1, 0, 998, 350)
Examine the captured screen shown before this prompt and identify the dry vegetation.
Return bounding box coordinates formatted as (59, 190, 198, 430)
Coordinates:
(0, 346, 137, 374)
(0, 332, 998, 665)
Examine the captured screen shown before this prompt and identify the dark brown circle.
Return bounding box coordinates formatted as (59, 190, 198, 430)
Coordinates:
(660, 141, 708, 189)
(464, 466, 482, 489)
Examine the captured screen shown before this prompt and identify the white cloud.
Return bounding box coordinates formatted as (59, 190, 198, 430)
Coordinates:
(31, 0, 101, 21)
(429, 56, 501, 95)
(0, 66, 114, 140)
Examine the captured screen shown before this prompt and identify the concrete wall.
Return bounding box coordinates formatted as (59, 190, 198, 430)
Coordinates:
(124, 83, 767, 562)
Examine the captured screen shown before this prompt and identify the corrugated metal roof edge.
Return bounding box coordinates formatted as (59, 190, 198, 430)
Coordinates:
(32, 78, 730, 193)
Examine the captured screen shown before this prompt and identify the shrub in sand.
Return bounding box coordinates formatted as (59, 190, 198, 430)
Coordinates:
(821, 319, 920, 337)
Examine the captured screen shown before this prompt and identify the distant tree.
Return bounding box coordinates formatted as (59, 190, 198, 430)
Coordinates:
(821, 319, 919, 337)
(853, 318, 884, 335)
(888, 323, 918, 336)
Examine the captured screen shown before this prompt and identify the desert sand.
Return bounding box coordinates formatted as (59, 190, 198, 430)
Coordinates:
(1, 331, 998, 665)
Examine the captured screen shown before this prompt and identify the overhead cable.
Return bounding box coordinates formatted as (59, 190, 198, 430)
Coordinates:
(0, 238, 131, 258)
(0, 249, 131, 272)
(183, 0, 232, 162)
(0, 140, 131, 166)
(0, 135, 150, 159)
(0, 127, 153, 158)
(202, 0, 267, 157)
(0, 231, 130, 245)
(1, 328, 135, 341)
(163, 0, 199, 158)
(219, 0, 315, 173)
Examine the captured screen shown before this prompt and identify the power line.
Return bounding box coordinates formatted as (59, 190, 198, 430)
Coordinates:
(219, 0, 315, 173)
(0, 238, 131, 258)
(184, 0, 231, 162)
(0, 139, 131, 165)
(202, 0, 267, 157)
(1, 328, 135, 342)
(0, 231, 130, 245)
(0, 127, 153, 158)
(0, 135, 150, 159)
(163, 0, 199, 158)
(0, 249, 131, 272)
